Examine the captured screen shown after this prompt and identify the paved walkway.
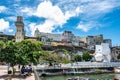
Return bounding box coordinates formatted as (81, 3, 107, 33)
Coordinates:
(0, 66, 35, 80)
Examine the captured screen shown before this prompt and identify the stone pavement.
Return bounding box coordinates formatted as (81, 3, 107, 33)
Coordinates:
(0, 66, 35, 80)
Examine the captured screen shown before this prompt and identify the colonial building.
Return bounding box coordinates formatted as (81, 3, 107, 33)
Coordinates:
(61, 31, 74, 43)
(111, 46, 120, 61)
(34, 29, 81, 46)
(80, 35, 111, 50)
(34, 28, 61, 42)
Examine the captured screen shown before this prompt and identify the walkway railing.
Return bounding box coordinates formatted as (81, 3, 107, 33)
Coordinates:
(36, 62, 120, 70)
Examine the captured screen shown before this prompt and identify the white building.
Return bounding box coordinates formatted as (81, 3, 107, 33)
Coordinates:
(95, 43, 111, 62)
(34, 29, 81, 46)
(34, 28, 61, 42)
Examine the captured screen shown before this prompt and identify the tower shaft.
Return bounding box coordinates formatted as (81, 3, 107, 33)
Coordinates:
(15, 16, 25, 42)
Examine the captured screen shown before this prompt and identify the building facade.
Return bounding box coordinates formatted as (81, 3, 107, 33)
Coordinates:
(111, 46, 120, 61)
(80, 34, 111, 50)
(61, 31, 74, 43)
(34, 28, 61, 42)
(94, 34, 103, 45)
(34, 29, 82, 46)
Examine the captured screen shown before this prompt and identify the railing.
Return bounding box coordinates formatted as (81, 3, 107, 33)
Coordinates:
(36, 62, 120, 70)
(62, 62, 120, 68)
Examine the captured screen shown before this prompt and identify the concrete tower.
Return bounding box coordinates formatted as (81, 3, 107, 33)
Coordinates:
(15, 16, 25, 42)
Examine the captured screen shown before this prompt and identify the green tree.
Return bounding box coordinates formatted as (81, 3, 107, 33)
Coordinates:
(0, 40, 4, 51)
(0, 41, 5, 62)
(62, 49, 69, 55)
(82, 51, 92, 61)
(47, 38, 51, 42)
(42, 51, 71, 66)
(117, 54, 120, 60)
(2, 41, 17, 66)
(36, 36, 41, 41)
(0, 40, 44, 75)
(74, 55, 82, 62)
(0, 41, 18, 75)
(61, 57, 71, 63)
(16, 40, 44, 65)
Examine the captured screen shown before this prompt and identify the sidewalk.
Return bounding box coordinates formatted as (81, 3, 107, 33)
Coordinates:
(0, 66, 35, 80)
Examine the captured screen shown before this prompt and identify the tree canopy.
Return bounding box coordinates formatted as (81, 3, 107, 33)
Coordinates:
(74, 55, 82, 62)
(117, 54, 120, 60)
(0, 40, 44, 66)
(82, 51, 92, 61)
(0, 40, 4, 51)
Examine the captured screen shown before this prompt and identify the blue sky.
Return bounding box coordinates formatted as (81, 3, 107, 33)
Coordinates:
(0, 0, 120, 46)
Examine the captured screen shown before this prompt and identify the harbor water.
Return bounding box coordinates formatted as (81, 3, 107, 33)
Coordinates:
(40, 73, 120, 80)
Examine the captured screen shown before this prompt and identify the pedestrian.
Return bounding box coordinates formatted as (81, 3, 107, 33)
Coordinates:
(21, 66, 26, 77)
(28, 65, 32, 76)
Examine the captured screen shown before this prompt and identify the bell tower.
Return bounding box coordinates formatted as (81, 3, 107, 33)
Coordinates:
(15, 16, 25, 42)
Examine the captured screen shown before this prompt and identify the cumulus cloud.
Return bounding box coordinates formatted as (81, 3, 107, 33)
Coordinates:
(18, 0, 120, 34)
(80, 0, 118, 18)
(29, 20, 56, 36)
(0, 19, 10, 31)
(77, 22, 92, 32)
(54, 0, 120, 32)
(20, 7, 35, 16)
(77, 21, 103, 32)
(8, 29, 14, 32)
(29, 1, 82, 36)
(0, 6, 7, 13)
(34, 1, 66, 25)
(6, 16, 16, 21)
(75, 0, 120, 32)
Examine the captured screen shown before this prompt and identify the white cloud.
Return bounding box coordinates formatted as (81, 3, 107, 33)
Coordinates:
(0, 6, 7, 13)
(0, 19, 10, 31)
(29, 20, 56, 36)
(34, 1, 66, 25)
(77, 21, 102, 32)
(56, 0, 120, 32)
(81, 0, 116, 18)
(77, 22, 93, 32)
(6, 16, 16, 21)
(20, 7, 35, 16)
(8, 29, 14, 32)
(75, 0, 120, 32)
(28, 1, 82, 36)
(19, 0, 120, 34)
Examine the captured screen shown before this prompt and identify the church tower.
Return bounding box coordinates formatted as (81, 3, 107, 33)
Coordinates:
(15, 16, 25, 42)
